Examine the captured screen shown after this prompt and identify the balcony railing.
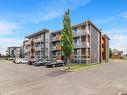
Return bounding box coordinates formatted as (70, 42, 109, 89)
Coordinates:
(31, 48, 34, 53)
(51, 35, 61, 42)
(24, 49, 30, 53)
(51, 55, 61, 60)
(51, 45, 61, 51)
(74, 42, 89, 48)
(34, 47, 44, 51)
(34, 38, 44, 43)
(73, 29, 89, 37)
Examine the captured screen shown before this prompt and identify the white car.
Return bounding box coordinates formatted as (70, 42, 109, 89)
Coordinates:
(14, 58, 28, 64)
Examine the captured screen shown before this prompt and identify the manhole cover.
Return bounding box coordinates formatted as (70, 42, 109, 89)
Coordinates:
(119, 92, 127, 95)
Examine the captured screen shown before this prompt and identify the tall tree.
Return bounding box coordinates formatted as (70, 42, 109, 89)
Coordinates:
(109, 48, 112, 58)
(61, 9, 73, 69)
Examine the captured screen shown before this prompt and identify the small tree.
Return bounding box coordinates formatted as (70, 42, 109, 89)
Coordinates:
(109, 48, 112, 58)
(6, 54, 11, 57)
(61, 9, 73, 69)
(11, 54, 15, 58)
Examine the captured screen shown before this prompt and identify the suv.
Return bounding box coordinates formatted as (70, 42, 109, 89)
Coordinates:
(46, 60, 66, 67)
(28, 59, 36, 65)
(33, 59, 51, 66)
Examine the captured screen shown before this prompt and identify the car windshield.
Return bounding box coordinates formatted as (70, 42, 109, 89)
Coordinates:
(51, 62, 57, 64)
(23, 59, 28, 61)
(56, 60, 63, 63)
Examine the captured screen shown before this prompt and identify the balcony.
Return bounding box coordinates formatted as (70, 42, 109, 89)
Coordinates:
(51, 45, 61, 51)
(51, 55, 61, 60)
(34, 38, 44, 43)
(31, 48, 34, 53)
(24, 49, 30, 53)
(73, 29, 89, 37)
(51, 35, 61, 42)
(35, 47, 44, 51)
(56, 55, 61, 60)
(102, 48, 104, 52)
(31, 40, 34, 46)
(74, 42, 89, 48)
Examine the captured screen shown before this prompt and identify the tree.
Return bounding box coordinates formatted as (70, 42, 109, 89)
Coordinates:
(6, 54, 11, 57)
(61, 9, 73, 69)
(109, 48, 112, 58)
(11, 54, 15, 58)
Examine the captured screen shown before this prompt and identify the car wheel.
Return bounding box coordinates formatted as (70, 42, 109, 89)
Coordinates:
(53, 65, 55, 67)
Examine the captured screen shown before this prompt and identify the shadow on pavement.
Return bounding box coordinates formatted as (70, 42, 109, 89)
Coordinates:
(47, 70, 69, 77)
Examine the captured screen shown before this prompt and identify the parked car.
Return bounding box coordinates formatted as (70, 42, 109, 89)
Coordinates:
(33, 60, 45, 66)
(33, 59, 51, 66)
(14, 58, 21, 64)
(28, 59, 35, 65)
(46, 60, 66, 67)
(8, 57, 15, 60)
(20, 58, 28, 64)
(14, 58, 28, 64)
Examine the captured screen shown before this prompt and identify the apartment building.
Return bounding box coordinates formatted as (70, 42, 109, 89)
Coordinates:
(24, 20, 110, 63)
(6, 46, 22, 58)
(50, 20, 109, 63)
(24, 29, 51, 60)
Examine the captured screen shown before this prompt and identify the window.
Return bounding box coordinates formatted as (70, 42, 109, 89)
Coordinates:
(74, 28, 77, 32)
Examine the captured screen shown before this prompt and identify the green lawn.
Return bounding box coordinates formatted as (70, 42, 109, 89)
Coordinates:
(0, 60, 13, 62)
(69, 63, 100, 71)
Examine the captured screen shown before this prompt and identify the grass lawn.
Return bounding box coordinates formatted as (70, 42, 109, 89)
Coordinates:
(0, 60, 13, 62)
(68, 63, 100, 71)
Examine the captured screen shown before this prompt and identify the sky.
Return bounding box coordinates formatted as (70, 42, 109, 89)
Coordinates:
(0, 0, 127, 54)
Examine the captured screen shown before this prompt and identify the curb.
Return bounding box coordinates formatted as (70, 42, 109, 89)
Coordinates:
(61, 62, 109, 72)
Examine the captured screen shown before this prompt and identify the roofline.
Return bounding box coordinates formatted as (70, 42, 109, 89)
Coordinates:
(51, 20, 102, 34)
(25, 28, 50, 38)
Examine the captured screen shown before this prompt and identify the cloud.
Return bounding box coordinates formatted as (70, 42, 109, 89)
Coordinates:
(103, 28, 127, 54)
(36, 0, 91, 22)
(0, 21, 22, 35)
(122, 13, 127, 19)
(33, 0, 91, 23)
(0, 38, 23, 54)
(0, 0, 92, 23)
(0, 0, 92, 54)
(95, 12, 127, 24)
(94, 11, 127, 54)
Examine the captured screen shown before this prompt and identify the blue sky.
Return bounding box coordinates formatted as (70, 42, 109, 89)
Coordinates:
(0, 0, 127, 54)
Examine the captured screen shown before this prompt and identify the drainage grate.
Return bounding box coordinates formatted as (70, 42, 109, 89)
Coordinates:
(119, 92, 127, 95)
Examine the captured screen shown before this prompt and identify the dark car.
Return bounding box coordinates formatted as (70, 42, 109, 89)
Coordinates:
(33, 59, 52, 66)
(46, 60, 66, 67)
(33, 60, 45, 66)
(28, 59, 35, 65)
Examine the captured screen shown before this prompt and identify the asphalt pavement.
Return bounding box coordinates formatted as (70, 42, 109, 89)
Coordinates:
(0, 60, 127, 95)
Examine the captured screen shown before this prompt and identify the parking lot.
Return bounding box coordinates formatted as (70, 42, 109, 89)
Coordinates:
(0, 60, 127, 95)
